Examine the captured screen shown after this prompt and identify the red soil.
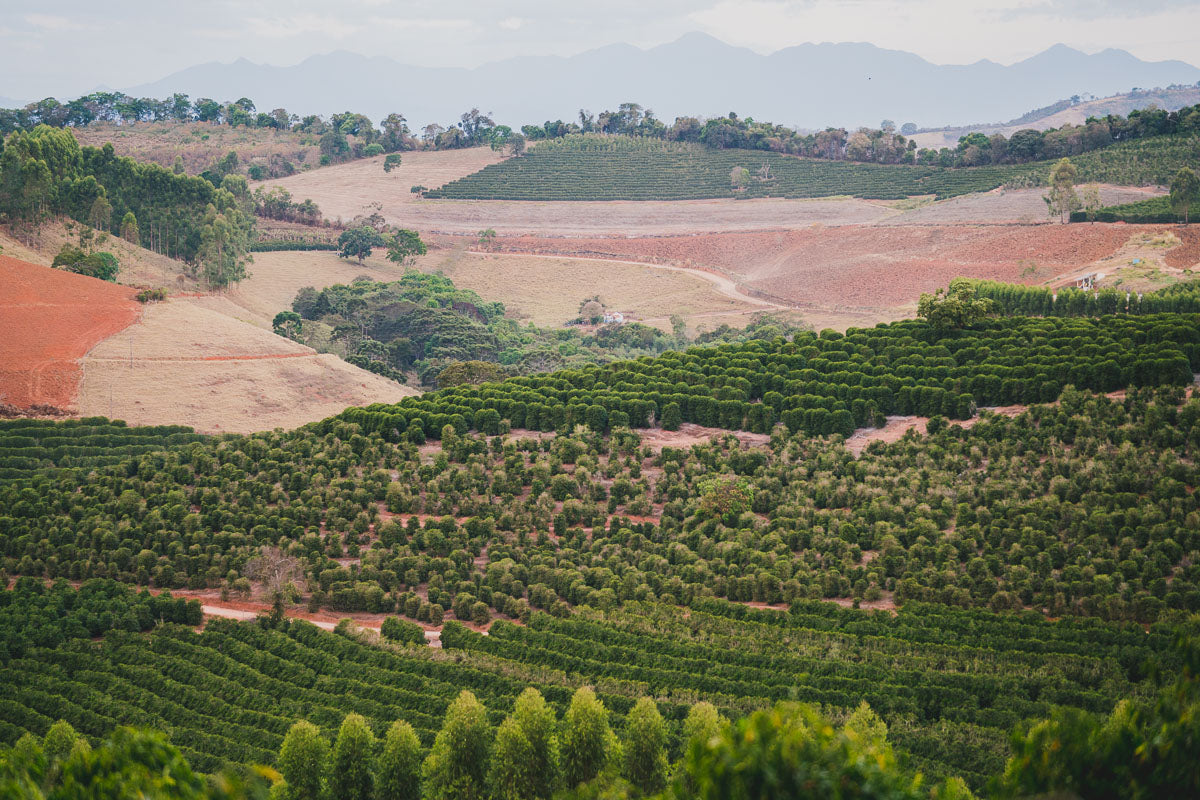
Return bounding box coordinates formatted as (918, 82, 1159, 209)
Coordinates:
(493, 224, 1140, 310)
(0, 256, 141, 409)
(1165, 226, 1200, 269)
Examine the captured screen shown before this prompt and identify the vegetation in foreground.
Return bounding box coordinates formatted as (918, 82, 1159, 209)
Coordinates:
(0, 579, 1196, 798)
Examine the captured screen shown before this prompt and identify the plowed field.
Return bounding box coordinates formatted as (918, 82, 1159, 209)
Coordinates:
(0, 256, 140, 410)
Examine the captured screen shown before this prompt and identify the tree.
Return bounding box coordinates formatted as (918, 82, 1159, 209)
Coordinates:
(1044, 157, 1080, 223)
(243, 546, 303, 608)
(387, 229, 426, 265)
(661, 402, 682, 431)
(999, 642, 1199, 799)
(623, 697, 668, 795)
(437, 360, 507, 388)
(1081, 183, 1102, 223)
(197, 202, 251, 288)
(87, 195, 112, 232)
(917, 279, 998, 330)
(477, 228, 497, 251)
(338, 226, 384, 264)
(273, 311, 303, 340)
(119, 211, 140, 244)
(383, 154, 403, 173)
(489, 688, 560, 800)
(561, 687, 614, 788)
(422, 690, 492, 800)
(730, 167, 750, 190)
(698, 477, 754, 525)
(1169, 166, 1198, 223)
(377, 720, 421, 800)
(330, 713, 375, 800)
(320, 130, 351, 162)
(678, 703, 928, 800)
(278, 721, 330, 800)
(380, 616, 425, 645)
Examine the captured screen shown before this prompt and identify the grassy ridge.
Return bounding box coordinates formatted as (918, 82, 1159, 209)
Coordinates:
(425, 134, 1199, 202)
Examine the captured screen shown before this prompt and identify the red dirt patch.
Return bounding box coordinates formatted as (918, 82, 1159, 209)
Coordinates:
(1165, 226, 1200, 270)
(0, 256, 140, 409)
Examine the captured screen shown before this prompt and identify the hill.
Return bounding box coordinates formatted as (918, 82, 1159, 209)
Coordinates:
(424, 133, 1197, 202)
(121, 36, 1200, 130)
(70, 120, 326, 177)
(911, 85, 1200, 149)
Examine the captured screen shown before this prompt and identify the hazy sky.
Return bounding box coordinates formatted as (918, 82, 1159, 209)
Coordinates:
(2, 0, 1199, 100)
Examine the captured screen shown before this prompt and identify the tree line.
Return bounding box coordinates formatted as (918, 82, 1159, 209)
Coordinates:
(0, 126, 253, 285)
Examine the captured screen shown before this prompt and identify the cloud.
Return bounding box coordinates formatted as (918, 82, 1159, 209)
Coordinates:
(499, 17, 524, 31)
(244, 13, 362, 39)
(1012, 0, 1200, 20)
(23, 13, 82, 31)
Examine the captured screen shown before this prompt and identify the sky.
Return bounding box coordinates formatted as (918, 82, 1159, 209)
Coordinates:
(2, 0, 1200, 101)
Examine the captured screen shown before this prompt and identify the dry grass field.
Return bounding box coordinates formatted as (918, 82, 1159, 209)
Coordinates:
(76, 298, 416, 433)
(0, 219, 201, 290)
(224, 250, 414, 327)
(424, 249, 765, 329)
(243, 246, 767, 333)
(72, 121, 326, 176)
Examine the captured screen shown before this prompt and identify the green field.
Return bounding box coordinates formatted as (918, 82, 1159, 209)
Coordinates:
(424, 133, 1200, 202)
(0, 580, 1179, 792)
(1073, 193, 1200, 223)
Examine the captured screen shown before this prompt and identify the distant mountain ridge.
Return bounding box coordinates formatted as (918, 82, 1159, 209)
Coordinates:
(113, 34, 1200, 130)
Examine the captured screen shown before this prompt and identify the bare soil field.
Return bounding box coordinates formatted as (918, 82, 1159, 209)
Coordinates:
(0, 256, 141, 410)
(489, 223, 1140, 323)
(76, 298, 416, 433)
(877, 186, 1162, 226)
(425, 250, 764, 329)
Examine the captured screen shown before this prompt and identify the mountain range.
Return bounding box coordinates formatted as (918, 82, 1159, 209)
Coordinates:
(106, 34, 1200, 130)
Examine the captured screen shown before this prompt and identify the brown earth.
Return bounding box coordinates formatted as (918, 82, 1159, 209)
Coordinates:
(75, 298, 417, 433)
(0, 256, 141, 409)
(487, 223, 1142, 322)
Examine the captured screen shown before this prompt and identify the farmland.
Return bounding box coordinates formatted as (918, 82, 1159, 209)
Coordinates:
(0, 580, 1178, 792)
(425, 135, 1041, 201)
(424, 134, 1199, 202)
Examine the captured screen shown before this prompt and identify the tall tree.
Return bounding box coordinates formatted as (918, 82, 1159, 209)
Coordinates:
(623, 697, 668, 795)
(386, 229, 426, 265)
(422, 690, 492, 800)
(197, 203, 251, 287)
(277, 721, 330, 800)
(330, 713, 376, 800)
(377, 720, 421, 800)
(339, 226, 384, 264)
(489, 688, 560, 800)
(119, 211, 140, 244)
(560, 687, 613, 789)
(1169, 166, 1198, 223)
(1044, 157, 1080, 223)
(87, 195, 112, 232)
